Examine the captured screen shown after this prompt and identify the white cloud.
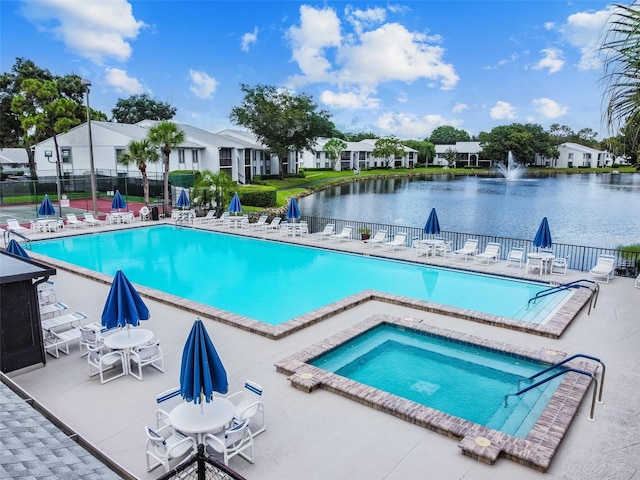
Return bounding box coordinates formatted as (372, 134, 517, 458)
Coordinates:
(532, 97, 568, 118)
(544, 22, 555, 31)
(104, 67, 143, 94)
(320, 88, 380, 109)
(286, 5, 342, 82)
(345, 5, 386, 35)
(19, 0, 145, 64)
(533, 48, 564, 74)
(241, 27, 258, 52)
(189, 70, 218, 99)
(561, 7, 613, 70)
(287, 6, 459, 92)
(375, 112, 456, 138)
(452, 103, 468, 114)
(490, 101, 516, 120)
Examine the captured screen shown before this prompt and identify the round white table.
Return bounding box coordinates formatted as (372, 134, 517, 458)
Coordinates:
(169, 397, 235, 443)
(527, 252, 555, 274)
(103, 328, 154, 375)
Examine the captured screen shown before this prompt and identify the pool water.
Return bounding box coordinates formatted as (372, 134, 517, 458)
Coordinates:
(311, 324, 563, 437)
(30, 225, 567, 325)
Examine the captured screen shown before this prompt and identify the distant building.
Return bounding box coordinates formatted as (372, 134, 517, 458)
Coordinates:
(0, 148, 31, 176)
(434, 142, 492, 167)
(536, 142, 611, 168)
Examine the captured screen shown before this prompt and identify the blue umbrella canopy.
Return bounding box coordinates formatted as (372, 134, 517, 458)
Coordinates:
(176, 189, 190, 208)
(180, 318, 228, 404)
(286, 197, 301, 221)
(424, 207, 441, 236)
(228, 192, 242, 215)
(6, 239, 30, 259)
(38, 194, 55, 217)
(533, 217, 553, 249)
(101, 270, 150, 329)
(111, 190, 127, 211)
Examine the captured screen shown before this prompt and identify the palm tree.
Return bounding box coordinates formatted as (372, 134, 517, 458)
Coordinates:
(192, 170, 234, 216)
(147, 121, 185, 215)
(601, 3, 640, 138)
(117, 139, 159, 205)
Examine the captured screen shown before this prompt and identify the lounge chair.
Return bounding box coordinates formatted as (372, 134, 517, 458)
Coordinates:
(311, 223, 335, 240)
(66, 213, 86, 228)
(250, 215, 268, 230)
(506, 247, 525, 268)
(83, 212, 104, 226)
(362, 230, 387, 248)
(212, 212, 230, 226)
(382, 232, 408, 251)
(5, 219, 29, 233)
(194, 210, 217, 224)
(261, 217, 281, 233)
(452, 238, 478, 261)
(331, 225, 353, 242)
(589, 254, 616, 283)
(635, 273, 640, 289)
(474, 242, 501, 265)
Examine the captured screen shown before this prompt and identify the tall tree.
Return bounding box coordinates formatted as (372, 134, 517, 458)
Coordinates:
(112, 93, 177, 123)
(229, 84, 334, 179)
(323, 138, 347, 169)
(601, 3, 640, 141)
(428, 125, 471, 144)
(372, 136, 406, 167)
(147, 121, 185, 214)
(117, 139, 159, 205)
(11, 78, 83, 187)
(402, 139, 436, 164)
(479, 123, 554, 164)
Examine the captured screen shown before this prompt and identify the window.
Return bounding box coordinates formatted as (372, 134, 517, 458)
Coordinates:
(219, 148, 232, 167)
(61, 149, 72, 163)
(178, 149, 185, 164)
(191, 149, 198, 168)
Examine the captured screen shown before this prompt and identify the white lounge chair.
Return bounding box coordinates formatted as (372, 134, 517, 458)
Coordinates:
(474, 242, 501, 265)
(382, 233, 408, 251)
(331, 225, 353, 242)
(250, 215, 268, 230)
(635, 273, 640, 289)
(506, 247, 525, 268)
(452, 239, 478, 261)
(66, 213, 86, 228)
(204, 419, 254, 467)
(5, 219, 29, 233)
(311, 223, 335, 240)
(212, 212, 230, 226)
(589, 254, 616, 283)
(362, 230, 387, 248)
(261, 217, 281, 233)
(83, 213, 104, 226)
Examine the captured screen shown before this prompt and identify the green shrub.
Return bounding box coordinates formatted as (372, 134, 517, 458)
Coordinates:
(238, 185, 276, 207)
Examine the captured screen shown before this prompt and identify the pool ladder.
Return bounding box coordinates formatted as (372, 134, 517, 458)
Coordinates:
(3, 229, 31, 248)
(527, 279, 599, 315)
(504, 354, 605, 421)
(175, 211, 195, 225)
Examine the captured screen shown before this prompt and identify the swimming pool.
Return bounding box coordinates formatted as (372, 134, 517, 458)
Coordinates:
(276, 314, 595, 471)
(29, 225, 568, 326)
(310, 323, 563, 438)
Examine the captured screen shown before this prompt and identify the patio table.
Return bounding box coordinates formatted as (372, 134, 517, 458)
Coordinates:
(169, 397, 235, 443)
(103, 328, 154, 375)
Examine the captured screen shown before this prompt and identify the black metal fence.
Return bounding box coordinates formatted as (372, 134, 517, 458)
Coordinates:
(300, 215, 640, 277)
(157, 445, 246, 480)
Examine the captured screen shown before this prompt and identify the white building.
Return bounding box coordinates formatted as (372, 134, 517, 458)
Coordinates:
(0, 148, 31, 177)
(536, 142, 610, 168)
(434, 142, 490, 167)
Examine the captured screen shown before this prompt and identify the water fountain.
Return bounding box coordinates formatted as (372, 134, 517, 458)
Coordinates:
(496, 151, 524, 180)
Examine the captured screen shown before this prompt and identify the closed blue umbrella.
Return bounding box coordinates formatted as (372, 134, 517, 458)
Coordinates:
(533, 217, 553, 249)
(111, 190, 127, 211)
(180, 318, 228, 406)
(6, 239, 30, 259)
(101, 269, 150, 330)
(228, 192, 242, 215)
(176, 189, 190, 209)
(38, 194, 55, 217)
(424, 207, 441, 236)
(286, 197, 301, 222)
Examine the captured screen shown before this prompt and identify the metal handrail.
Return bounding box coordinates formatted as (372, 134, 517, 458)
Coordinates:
(3, 229, 31, 247)
(527, 279, 599, 315)
(505, 368, 600, 421)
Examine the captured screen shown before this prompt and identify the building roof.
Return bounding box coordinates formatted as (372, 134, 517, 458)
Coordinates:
(0, 148, 29, 166)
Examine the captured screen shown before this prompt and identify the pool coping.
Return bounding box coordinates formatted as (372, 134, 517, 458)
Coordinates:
(25, 223, 593, 340)
(274, 313, 599, 471)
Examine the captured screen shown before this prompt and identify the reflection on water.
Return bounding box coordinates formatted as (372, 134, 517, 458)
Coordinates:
(298, 173, 640, 247)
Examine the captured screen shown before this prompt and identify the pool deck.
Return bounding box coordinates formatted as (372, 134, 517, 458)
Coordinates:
(5, 219, 640, 479)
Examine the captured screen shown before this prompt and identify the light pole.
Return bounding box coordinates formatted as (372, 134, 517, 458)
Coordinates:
(81, 78, 98, 216)
(44, 149, 62, 216)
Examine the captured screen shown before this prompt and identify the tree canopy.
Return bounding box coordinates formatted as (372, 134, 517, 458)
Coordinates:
(401, 139, 435, 164)
(428, 125, 471, 144)
(147, 121, 185, 213)
(229, 84, 334, 178)
(323, 138, 347, 167)
(118, 139, 159, 204)
(479, 123, 555, 164)
(112, 93, 177, 124)
(372, 136, 406, 167)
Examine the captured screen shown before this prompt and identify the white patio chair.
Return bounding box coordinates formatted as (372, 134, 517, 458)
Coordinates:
(250, 215, 268, 230)
(82, 212, 104, 226)
(452, 239, 478, 261)
(66, 213, 86, 228)
(78, 325, 100, 357)
(474, 242, 501, 265)
(194, 210, 216, 224)
(262, 216, 281, 233)
(87, 344, 125, 384)
(297, 221, 309, 236)
(311, 223, 335, 240)
(551, 256, 569, 275)
(204, 419, 255, 467)
(636, 273, 640, 289)
(526, 255, 545, 275)
(382, 232, 407, 251)
(212, 212, 230, 226)
(331, 225, 353, 243)
(362, 230, 387, 248)
(433, 237, 452, 257)
(5, 219, 29, 233)
(589, 254, 616, 283)
(139, 206, 150, 221)
(145, 425, 196, 472)
(227, 380, 266, 436)
(43, 327, 81, 358)
(129, 342, 165, 381)
(155, 386, 182, 429)
(506, 247, 525, 268)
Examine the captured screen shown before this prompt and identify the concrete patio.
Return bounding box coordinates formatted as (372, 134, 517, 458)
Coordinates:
(4, 220, 640, 479)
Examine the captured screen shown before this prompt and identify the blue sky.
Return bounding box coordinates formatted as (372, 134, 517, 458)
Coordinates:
(1, 0, 617, 140)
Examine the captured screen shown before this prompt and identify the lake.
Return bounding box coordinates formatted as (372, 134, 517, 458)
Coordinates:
(298, 173, 640, 248)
